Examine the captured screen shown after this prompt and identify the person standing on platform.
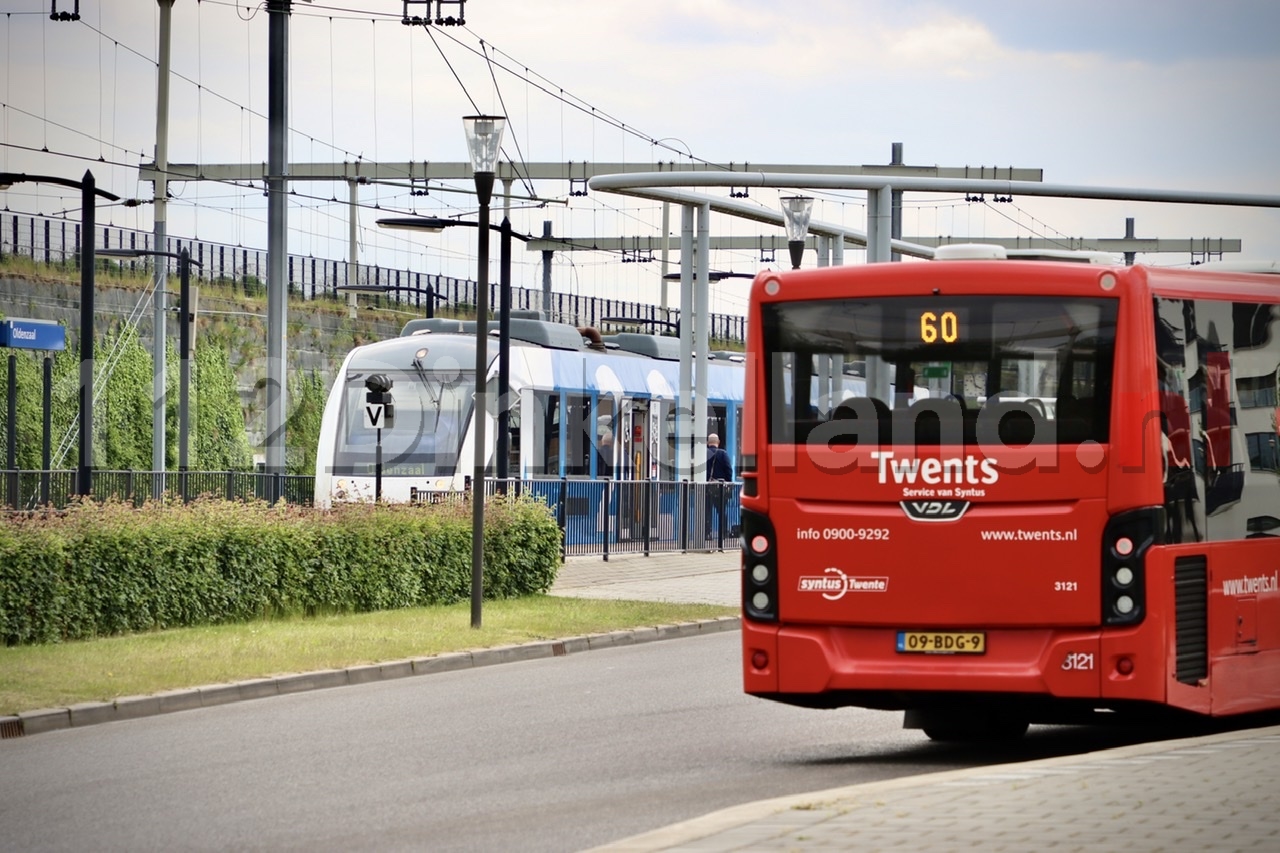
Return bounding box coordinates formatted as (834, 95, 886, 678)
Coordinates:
(705, 433, 733, 542)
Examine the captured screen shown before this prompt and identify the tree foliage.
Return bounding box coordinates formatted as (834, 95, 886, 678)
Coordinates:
(93, 328, 154, 470)
(286, 369, 328, 475)
(193, 340, 254, 471)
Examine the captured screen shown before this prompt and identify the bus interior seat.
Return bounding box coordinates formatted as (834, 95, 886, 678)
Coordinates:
(1056, 395, 1095, 444)
(829, 397, 891, 445)
(990, 402, 1040, 446)
(903, 398, 967, 445)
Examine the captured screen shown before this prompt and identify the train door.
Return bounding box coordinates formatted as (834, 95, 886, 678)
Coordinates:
(619, 399, 653, 539)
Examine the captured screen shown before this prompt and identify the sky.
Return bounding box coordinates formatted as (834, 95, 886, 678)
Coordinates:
(3, 0, 1279, 320)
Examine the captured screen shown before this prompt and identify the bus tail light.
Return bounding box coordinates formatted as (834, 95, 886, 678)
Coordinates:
(741, 508, 778, 622)
(1101, 508, 1164, 626)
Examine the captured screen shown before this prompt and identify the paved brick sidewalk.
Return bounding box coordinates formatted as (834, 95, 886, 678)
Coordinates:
(551, 551, 741, 608)
(593, 725, 1280, 852)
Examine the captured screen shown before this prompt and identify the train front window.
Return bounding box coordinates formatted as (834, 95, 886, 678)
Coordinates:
(333, 368, 476, 475)
(761, 295, 1116, 446)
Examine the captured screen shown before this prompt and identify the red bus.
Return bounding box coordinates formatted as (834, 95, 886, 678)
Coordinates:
(739, 247, 1280, 740)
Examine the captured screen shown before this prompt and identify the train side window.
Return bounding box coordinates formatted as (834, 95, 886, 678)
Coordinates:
(534, 391, 561, 476)
(565, 394, 591, 476)
(506, 406, 521, 478)
(596, 397, 617, 478)
(659, 402, 677, 480)
(706, 404, 726, 447)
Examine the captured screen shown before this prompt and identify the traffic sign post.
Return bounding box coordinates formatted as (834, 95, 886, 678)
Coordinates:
(364, 374, 395, 501)
(2, 318, 66, 508)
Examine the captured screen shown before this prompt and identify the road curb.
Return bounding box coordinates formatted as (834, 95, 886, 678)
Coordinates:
(0, 616, 740, 740)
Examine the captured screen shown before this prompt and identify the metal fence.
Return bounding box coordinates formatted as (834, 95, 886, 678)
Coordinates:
(2, 469, 742, 558)
(476, 477, 741, 558)
(1, 469, 315, 510)
(0, 211, 747, 343)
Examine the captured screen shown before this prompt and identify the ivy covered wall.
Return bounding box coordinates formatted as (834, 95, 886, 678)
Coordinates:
(1, 265, 401, 472)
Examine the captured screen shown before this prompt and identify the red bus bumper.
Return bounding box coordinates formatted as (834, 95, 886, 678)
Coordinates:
(742, 618, 1171, 711)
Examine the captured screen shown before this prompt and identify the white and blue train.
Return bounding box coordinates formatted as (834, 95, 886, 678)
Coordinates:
(314, 315, 747, 522)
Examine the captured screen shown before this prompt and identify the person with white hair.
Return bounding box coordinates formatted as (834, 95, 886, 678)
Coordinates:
(705, 433, 732, 542)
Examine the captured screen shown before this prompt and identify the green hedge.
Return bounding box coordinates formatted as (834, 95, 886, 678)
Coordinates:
(0, 496, 563, 645)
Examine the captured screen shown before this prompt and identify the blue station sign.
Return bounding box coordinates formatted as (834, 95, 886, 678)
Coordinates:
(0, 318, 66, 351)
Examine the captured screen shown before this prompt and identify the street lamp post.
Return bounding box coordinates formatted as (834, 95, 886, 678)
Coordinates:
(463, 114, 506, 630)
(98, 247, 201, 483)
(780, 196, 814, 270)
(0, 170, 120, 497)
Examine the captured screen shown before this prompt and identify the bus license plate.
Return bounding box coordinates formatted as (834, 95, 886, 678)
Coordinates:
(896, 631, 986, 654)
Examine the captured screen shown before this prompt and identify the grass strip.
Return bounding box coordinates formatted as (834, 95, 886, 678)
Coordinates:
(0, 596, 736, 714)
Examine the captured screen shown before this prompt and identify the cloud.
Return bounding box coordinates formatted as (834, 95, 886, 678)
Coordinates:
(882, 15, 1006, 79)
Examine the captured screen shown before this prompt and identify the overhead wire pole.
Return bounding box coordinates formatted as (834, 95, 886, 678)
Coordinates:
(348, 179, 360, 318)
(266, 0, 291, 500)
(694, 201, 711, 483)
(152, 0, 174, 483)
(540, 221, 553, 320)
(890, 142, 904, 262)
(77, 172, 98, 497)
(677, 204, 694, 483)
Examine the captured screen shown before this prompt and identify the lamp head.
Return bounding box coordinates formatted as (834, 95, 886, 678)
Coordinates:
(377, 216, 452, 233)
(780, 195, 814, 243)
(462, 115, 507, 174)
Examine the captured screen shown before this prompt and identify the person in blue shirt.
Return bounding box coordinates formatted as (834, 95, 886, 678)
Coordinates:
(705, 433, 733, 541)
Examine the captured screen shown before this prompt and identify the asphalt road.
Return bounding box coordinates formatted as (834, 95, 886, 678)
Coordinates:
(0, 631, 1194, 852)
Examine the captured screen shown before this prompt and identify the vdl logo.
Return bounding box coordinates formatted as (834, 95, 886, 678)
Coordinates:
(900, 500, 970, 522)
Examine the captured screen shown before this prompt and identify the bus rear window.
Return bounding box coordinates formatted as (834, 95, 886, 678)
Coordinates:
(761, 295, 1116, 446)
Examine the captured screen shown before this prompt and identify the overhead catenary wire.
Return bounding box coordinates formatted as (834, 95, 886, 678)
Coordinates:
(8, 4, 1112, 312)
